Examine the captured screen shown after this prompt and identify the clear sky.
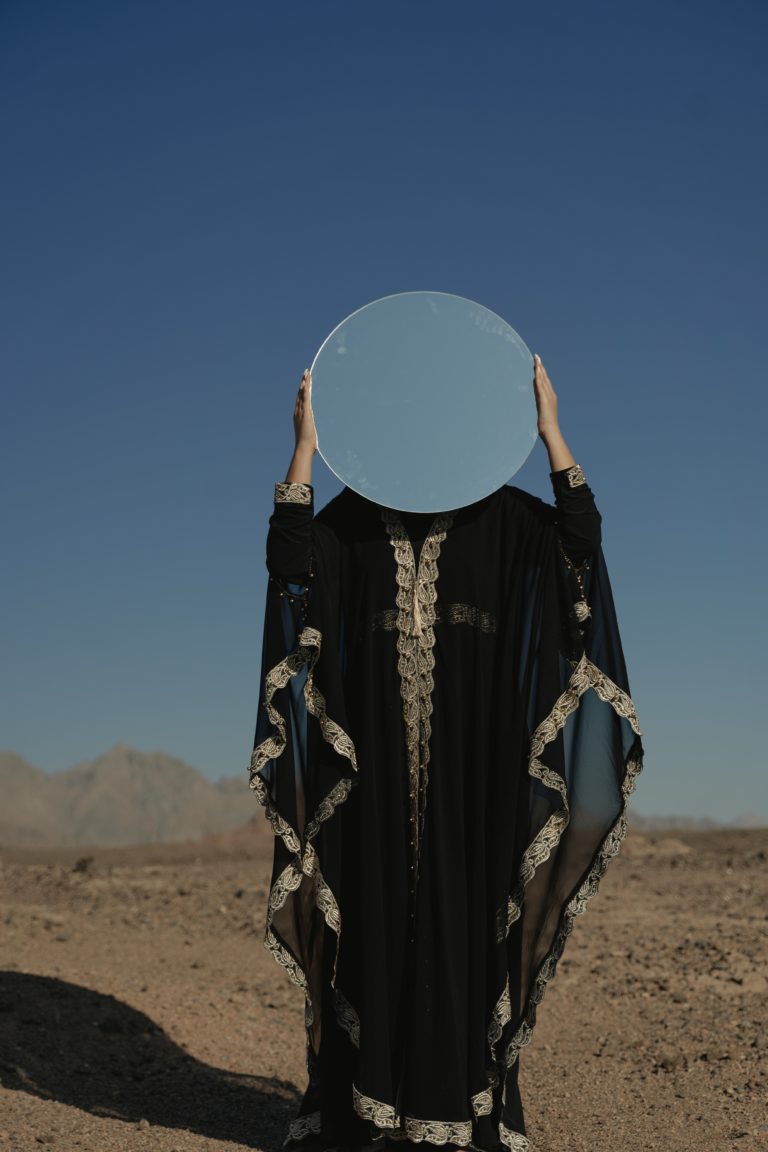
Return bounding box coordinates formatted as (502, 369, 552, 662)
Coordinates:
(1, 0, 766, 820)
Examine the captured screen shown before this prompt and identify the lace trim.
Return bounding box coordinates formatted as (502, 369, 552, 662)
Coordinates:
(492, 654, 642, 1069)
(563, 464, 586, 488)
(372, 602, 497, 634)
(248, 624, 357, 1088)
(353, 1086, 474, 1145)
(487, 978, 512, 1064)
(382, 510, 454, 899)
(249, 625, 357, 855)
(275, 481, 312, 505)
(499, 1121, 530, 1151)
(263, 861, 307, 990)
(334, 987, 361, 1046)
(497, 653, 641, 939)
(285, 1110, 321, 1144)
(353, 1085, 399, 1127)
(471, 1088, 493, 1118)
(391, 1117, 474, 1144)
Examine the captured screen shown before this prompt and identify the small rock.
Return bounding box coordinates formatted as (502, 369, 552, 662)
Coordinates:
(137, 1118, 150, 1131)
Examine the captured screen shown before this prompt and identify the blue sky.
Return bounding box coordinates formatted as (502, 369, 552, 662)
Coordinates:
(1, 0, 766, 820)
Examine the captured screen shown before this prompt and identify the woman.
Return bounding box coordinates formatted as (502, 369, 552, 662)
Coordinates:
(250, 357, 643, 1152)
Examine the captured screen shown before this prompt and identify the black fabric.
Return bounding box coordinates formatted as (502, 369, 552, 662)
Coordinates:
(251, 472, 643, 1152)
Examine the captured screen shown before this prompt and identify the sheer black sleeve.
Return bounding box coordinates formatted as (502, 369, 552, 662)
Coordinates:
(266, 481, 314, 587)
(549, 464, 602, 565)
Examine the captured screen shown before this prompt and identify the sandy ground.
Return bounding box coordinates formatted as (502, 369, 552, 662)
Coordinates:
(0, 827, 766, 1152)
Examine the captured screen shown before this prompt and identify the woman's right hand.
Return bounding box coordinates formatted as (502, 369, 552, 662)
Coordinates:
(293, 369, 317, 456)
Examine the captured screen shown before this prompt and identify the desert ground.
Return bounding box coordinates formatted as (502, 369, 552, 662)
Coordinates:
(0, 827, 766, 1152)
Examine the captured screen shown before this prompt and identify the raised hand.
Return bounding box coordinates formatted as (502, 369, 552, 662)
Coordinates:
(293, 369, 317, 455)
(532, 354, 577, 472)
(533, 354, 559, 439)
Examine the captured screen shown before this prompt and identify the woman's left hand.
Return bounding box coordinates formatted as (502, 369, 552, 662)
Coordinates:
(533, 354, 560, 440)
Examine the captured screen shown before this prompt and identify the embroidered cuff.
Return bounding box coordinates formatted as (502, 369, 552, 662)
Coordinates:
(553, 464, 587, 488)
(274, 482, 312, 505)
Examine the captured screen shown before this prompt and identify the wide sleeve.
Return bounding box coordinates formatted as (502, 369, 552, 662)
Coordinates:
(249, 485, 357, 1081)
(495, 469, 644, 1104)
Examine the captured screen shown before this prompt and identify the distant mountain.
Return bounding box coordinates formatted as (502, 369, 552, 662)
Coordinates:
(628, 810, 767, 831)
(0, 745, 258, 848)
(2, 746, 764, 848)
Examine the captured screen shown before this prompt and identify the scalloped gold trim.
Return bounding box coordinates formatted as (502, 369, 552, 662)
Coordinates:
(275, 481, 312, 505)
(285, 1110, 321, 1144)
(470, 1088, 493, 1118)
(334, 987, 360, 1047)
(249, 624, 358, 1078)
(563, 464, 586, 488)
(498, 654, 642, 940)
(490, 655, 642, 1072)
(499, 1120, 530, 1150)
(353, 1085, 474, 1146)
(382, 510, 454, 896)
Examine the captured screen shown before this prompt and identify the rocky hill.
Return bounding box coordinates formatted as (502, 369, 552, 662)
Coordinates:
(0, 745, 258, 848)
(1, 746, 764, 848)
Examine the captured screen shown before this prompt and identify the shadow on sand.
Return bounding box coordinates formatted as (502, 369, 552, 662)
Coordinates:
(0, 971, 300, 1149)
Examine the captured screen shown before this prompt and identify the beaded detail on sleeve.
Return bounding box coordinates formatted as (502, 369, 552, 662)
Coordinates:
(275, 481, 312, 505)
(563, 464, 586, 488)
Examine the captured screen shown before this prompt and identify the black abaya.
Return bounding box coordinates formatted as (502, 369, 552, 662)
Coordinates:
(250, 467, 643, 1152)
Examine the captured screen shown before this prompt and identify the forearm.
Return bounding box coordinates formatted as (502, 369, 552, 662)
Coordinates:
(285, 444, 314, 484)
(540, 426, 576, 473)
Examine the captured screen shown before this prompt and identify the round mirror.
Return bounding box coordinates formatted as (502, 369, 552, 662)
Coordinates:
(310, 291, 537, 512)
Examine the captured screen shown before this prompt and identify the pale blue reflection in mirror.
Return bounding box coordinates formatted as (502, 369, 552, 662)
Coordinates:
(311, 291, 537, 512)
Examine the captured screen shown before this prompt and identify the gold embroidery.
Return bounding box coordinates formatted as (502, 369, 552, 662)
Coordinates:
(563, 464, 586, 488)
(573, 598, 591, 622)
(443, 603, 497, 632)
(303, 776, 355, 845)
(353, 1085, 399, 1128)
(334, 987, 361, 1047)
(499, 1120, 530, 1150)
(263, 862, 307, 990)
(491, 654, 642, 1071)
(353, 1083, 473, 1146)
(391, 1117, 473, 1144)
(285, 1111, 321, 1143)
(559, 541, 591, 618)
(500, 654, 642, 939)
(382, 510, 454, 900)
(248, 624, 358, 1128)
(275, 481, 312, 505)
(371, 608, 399, 631)
(471, 1088, 494, 1118)
(372, 602, 497, 634)
(488, 978, 512, 1062)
